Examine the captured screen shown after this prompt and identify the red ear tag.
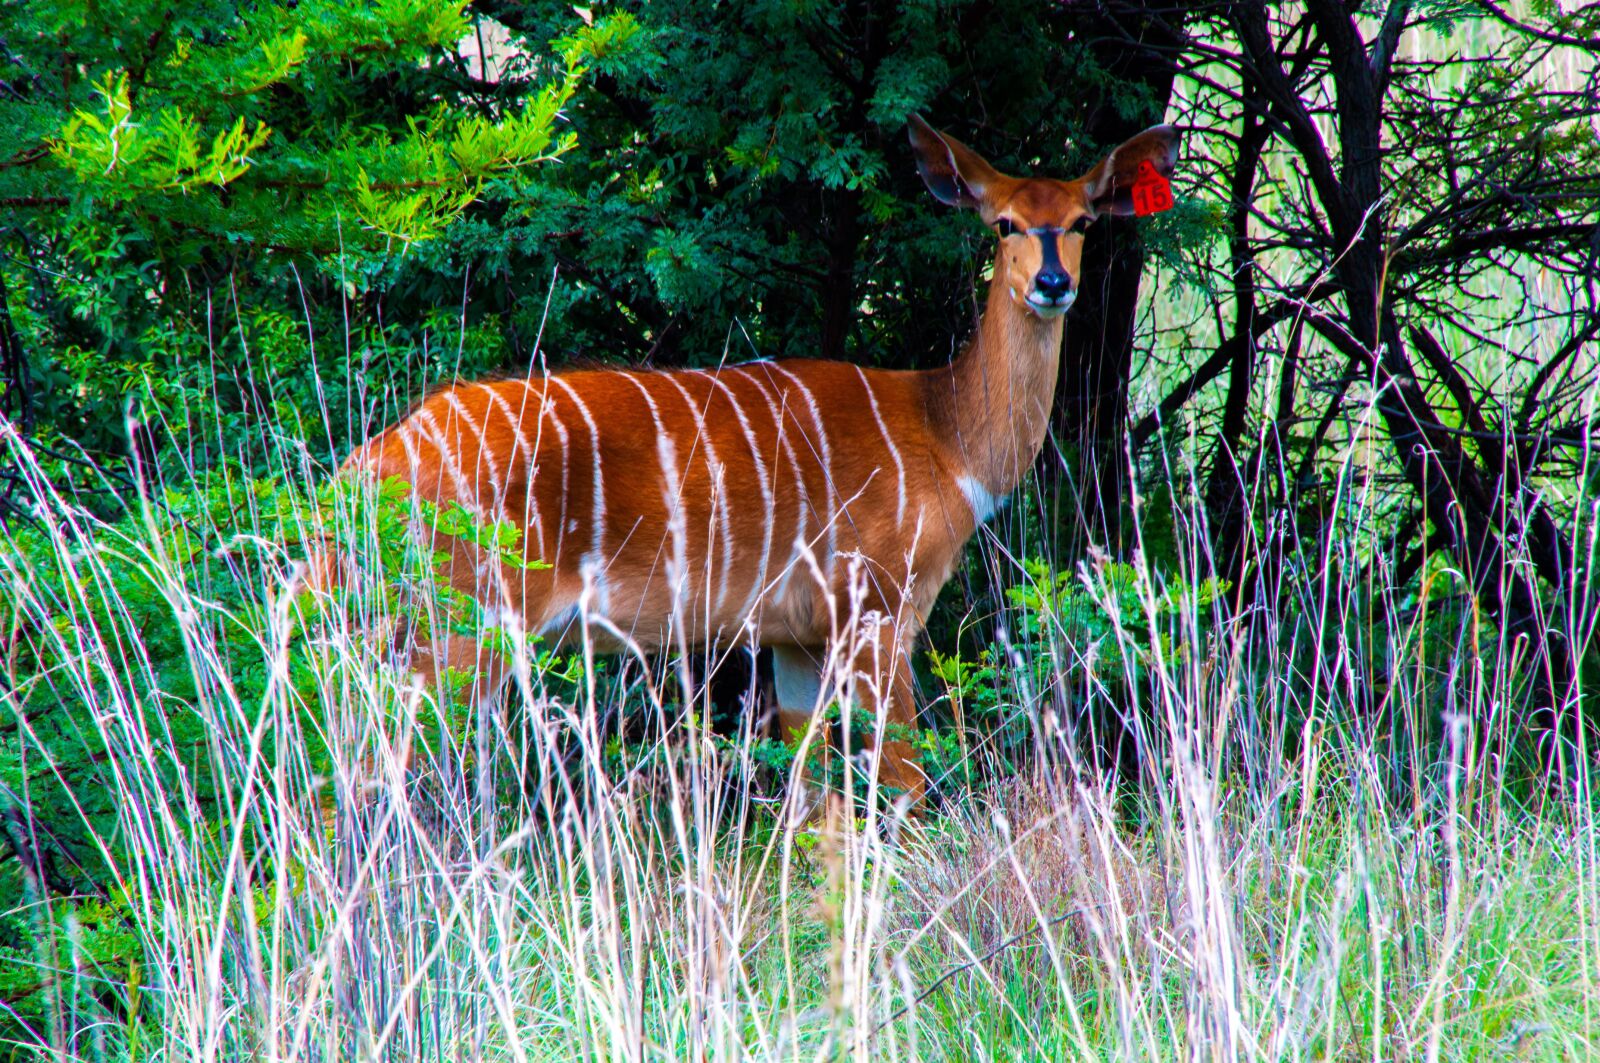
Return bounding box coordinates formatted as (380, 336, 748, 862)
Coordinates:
(1130, 159, 1174, 216)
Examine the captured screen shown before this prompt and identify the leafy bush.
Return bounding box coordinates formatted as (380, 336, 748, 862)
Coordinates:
(0, 458, 572, 1043)
(0, 1, 625, 470)
(926, 558, 1227, 781)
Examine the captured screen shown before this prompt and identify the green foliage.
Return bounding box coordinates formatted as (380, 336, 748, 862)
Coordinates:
(53, 72, 274, 194)
(926, 559, 1228, 773)
(460, 0, 1181, 372)
(0, 479, 312, 1037)
(1007, 558, 1228, 681)
(17, 0, 586, 250)
(0, 466, 561, 1042)
(0, 0, 622, 468)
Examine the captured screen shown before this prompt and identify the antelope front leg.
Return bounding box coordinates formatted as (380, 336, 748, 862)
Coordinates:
(771, 644, 833, 822)
(842, 619, 926, 804)
(771, 633, 926, 807)
(320, 632, 506, 835)
(772, 645, 824, 749)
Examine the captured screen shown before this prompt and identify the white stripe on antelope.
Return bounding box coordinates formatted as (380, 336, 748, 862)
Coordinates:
(335, 116, 1180, 800)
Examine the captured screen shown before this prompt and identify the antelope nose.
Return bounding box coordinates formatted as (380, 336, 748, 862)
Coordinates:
(1034, 271, 1073, 299)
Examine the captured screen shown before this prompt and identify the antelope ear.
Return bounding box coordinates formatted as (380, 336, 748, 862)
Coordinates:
(908, 114, 1002, 211)
(1080, 124, 1179, 216)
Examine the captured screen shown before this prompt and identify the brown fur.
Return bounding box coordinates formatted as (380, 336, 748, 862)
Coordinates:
(342, 117, 1179, 799)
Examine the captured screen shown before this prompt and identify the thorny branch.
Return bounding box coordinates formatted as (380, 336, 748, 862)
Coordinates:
(1101, 0, 1599, 737)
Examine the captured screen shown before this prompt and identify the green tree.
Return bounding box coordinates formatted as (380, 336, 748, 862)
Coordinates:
(4, 0, 1182, 559)
(0, 0, 606, 472)
(461, 0, 1174, 369)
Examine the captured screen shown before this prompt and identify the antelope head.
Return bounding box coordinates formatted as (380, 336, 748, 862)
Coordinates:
(908, 115, 1178, 319)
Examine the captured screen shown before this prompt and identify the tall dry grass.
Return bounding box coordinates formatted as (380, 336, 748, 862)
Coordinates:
(2, 365, 1596, 1061)
(3, 9, 1597, 1056)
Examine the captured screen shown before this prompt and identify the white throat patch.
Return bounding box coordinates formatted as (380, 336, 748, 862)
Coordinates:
(959, 476, 1010, 524)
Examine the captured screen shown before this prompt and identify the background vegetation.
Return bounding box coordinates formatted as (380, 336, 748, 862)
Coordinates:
(1, 0, 1598, 1059)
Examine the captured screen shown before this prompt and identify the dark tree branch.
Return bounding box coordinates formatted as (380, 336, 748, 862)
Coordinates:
(1131, 292, 1327, 449)
(0, 267, 32, 438)
(1479, 0, 1600, 49)
(1517, 307, 1600, 434)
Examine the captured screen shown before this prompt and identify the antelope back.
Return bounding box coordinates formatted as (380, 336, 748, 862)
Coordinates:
(345, 359, 974, 649)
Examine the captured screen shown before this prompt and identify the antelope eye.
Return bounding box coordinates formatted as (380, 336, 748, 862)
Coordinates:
(995, 217, 1018, 237)
(1069, 215, 1092, 234)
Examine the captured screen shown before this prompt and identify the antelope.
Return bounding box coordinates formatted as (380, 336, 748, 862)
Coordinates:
(339, 115, 1178, 798)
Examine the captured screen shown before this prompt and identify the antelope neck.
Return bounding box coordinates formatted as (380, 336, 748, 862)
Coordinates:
(931, 267, 1066, 500)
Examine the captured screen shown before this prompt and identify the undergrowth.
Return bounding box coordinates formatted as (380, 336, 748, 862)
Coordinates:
(0, 401, 1595, 1061)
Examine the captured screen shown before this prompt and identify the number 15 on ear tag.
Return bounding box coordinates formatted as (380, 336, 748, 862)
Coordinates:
(1131, 159, 1174, 216)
